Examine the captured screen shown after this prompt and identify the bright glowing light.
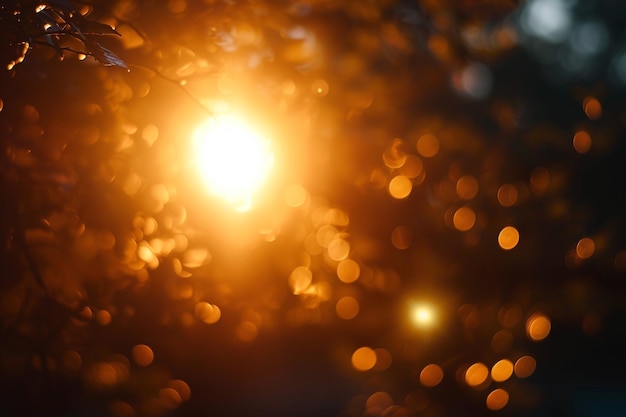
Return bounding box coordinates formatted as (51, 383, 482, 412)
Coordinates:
(411, 304, 435, 328)
(192, 115, 274, 211)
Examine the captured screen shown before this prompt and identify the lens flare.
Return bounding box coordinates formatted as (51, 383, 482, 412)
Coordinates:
(192, 115, 274, 211)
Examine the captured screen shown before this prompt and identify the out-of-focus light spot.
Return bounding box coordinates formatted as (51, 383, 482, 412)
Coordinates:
(317, 225, 338, 248)
(168, 0, 186, 13)
(497, 184, 518, 207)
(109, 401, 134, 417)
(491, 359, 514, 382)
(571, 21, 609, 55)
(192, 114, 274, 212)
(420, 364, 444, 387)
(576, 237, 595, 259)
(336, 296, 359, 320)
(142, 124, 159, 146)
(366, 392, 394, 415)
(530, 167, 550, 192)
(194, 302, 221, 324)
(182, 248, 211, 268)
(459, 304, 480, 329)
(521, 0, 572, 43)
(514, 355, 536, 378)
(160, 387, 182, 409)
(583, 97, 602, 120)
(373, 348, 393, 371)
(352, 346, 377, 371)
(391, 226, 413, 249)
(458, 63, 493, 99)
(289, 266, 313, 294)
(328, 238, 350, 261)
(615, 251, 626, 272)
(389, 175, 413, 199)
(573, 130, 592, 154)
(465, 363, 489, 387)
(168, 379, 191, 402)
(62, 350, 82, 372)
(453, 207, 476, 231)
(383, 138, 407, 169)
(97, 309, 112, 326)
(498, 226, 519, 250)
(399, 154, 423, 178)
(284, 184, 308, 207)
(526, 313, 551, 341)
(236, 321, 258, 342)
(486, 388, 509, 410)
(456, 175, 479, 200)
(499, 304, 523, 328)
(491, 329, 514, 353)
(416, 134, 439, 157)
(325, 207, 350, 227)
(411, 304, 435, 328)
(337, 259, 360, 283)
(311, 79, 329, 97)
(131, 344, 154, 367)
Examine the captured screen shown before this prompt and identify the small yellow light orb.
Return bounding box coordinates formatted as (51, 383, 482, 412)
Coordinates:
(192, 114, 274, 211)
(411, 304, 435, 328)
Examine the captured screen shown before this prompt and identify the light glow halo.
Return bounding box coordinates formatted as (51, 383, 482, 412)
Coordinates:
(192, 114, 274, 212)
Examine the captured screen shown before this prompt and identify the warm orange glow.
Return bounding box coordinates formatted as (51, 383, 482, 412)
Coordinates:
(336, 296, 360, 320)
(456, 175, 479, 200)
(465, 362, 489, 387)
(453, 207, 476, 231)
(192, 114, 274, 212)
(526, 313, 551, 341)
(497, 184, 518, 207)
(416, 134, 440, 157)
(420, 364, 444, 387)
(498, 226, 519, 250)
(491, 359, 513, 382)
(573, 131, 592, 154)
(352, 347, 377, 371)
(389, 175, 413, 199)
(411, 304, 436, 328)
(131, 344, 154, 367)
(514, 355, 536, 378)
(576, 237, 595, 259)
(583, 96, 602, 120)
(337, 259, 360, 283)
(486, 388, 509, 410)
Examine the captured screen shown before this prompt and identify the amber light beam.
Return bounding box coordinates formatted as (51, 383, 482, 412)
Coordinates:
(192, 114, 274, 212)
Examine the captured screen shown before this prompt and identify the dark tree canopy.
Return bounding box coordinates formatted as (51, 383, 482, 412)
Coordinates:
(1, 1, 626, 416)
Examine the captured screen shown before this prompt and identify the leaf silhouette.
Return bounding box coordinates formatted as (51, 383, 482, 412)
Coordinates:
(70, 14, 120, 36)
(85, 40, 127, 69)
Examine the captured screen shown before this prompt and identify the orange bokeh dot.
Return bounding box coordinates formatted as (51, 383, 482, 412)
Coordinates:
(465, 362, 489, 387)
(491, 359, 514, 382)
(389, 175, 413, 199)
(497, 184, 518, 207)
(336, 296, 360, 320)
(583, 96, 602, 120)
(337, 259, 360, 283)
(576, 237, 595, 259)
(456, 175, 479, 200)
(352, 346, 377, 371)
(131, 344, 154, 367)
(453, 207, 476, 231)
(420, 364, 444, 387)
(514, 355, 536, 378)
(498, 226, 519, 250)
(526, 313, 551, 341)
(573, 131, 592, 154)
(416, 134, 440, 157)
(486, 388, 509, 410)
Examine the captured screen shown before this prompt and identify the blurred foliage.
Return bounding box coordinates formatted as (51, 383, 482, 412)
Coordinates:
(1, 1, 626, 417)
